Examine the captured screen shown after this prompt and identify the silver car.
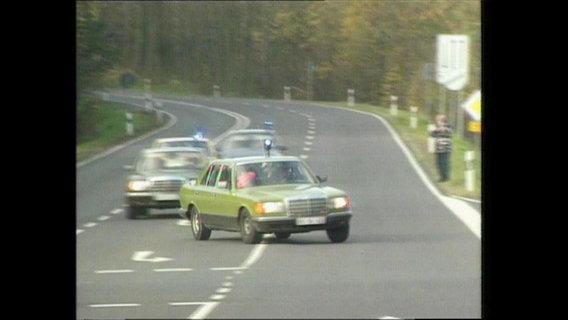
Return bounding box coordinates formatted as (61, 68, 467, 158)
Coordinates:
(123, 147, 208, 219)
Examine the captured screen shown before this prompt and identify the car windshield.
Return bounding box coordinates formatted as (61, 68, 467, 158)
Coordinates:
(138, 151, 206, 172)
(236, 160, 315, 189)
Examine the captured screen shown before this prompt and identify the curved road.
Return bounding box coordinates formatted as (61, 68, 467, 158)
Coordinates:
(76, 93, 481, 319)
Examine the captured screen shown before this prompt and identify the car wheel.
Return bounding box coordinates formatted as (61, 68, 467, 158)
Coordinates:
(126, 206, 146, 219)
(190, 206, 211, 240)
(274, 232, 291, 239)
(326, 224, 349, 243)
(240, 209, 262, 244)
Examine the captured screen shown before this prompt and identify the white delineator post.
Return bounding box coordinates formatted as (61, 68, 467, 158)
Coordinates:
(465, 150, 475, 191)
(390, 95, 398, 115)
(126, 112, 134, 135)
(410, 106, 418, 128)
(284, 86, 291, 101)
(347, 89, 355, 107)
(213, 85, 221, 97)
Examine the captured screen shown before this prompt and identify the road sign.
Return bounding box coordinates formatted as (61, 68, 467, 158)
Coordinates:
(461, 90, 481, 122)
(468, 121, 481, 133)
(436, 35, 469, 91)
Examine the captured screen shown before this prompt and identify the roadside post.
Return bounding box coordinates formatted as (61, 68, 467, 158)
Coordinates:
(155, 101, 163, 124)
(284, 86, 291, 101)
(465, 150, 475, 191)
(214, 85, 221, 97)
(390, 95, 398, 116)
(347, 89, 355, 107)
(144, 78, 152, 112)
(410, 106, 418, 129)
(126, 112, 134, 136)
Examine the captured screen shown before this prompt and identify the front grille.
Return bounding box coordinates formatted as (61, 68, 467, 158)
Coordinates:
(287, 198, 328, 217)
(152, 179, 184, 192)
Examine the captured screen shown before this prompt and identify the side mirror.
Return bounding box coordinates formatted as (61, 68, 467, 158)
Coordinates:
(317, 175, 327, 183)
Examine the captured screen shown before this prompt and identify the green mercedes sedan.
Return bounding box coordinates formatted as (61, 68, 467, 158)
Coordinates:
(178, 149, 352, 244)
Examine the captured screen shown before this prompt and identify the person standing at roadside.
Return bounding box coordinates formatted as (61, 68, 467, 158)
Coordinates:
(430, 114, 453, 182)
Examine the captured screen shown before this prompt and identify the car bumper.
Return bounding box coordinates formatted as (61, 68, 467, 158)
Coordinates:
(125, 192, 181, 209)
(251, 211, 352, 233)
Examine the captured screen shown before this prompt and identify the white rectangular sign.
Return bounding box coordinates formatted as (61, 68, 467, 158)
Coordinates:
(436, 34, 469, 91)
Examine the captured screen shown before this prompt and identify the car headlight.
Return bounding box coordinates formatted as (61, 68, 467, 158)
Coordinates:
(127, 180, 151, 191)
(254, 201, 285, 214)
(330, 196, 351, 210)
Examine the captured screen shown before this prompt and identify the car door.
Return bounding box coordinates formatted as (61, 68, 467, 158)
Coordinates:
(208, 164, 241, 230)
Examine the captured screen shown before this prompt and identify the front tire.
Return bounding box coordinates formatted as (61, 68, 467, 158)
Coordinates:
(240, 209, 262, 244)
(326, 224, 349, 243)
(190, 206, 211, 240)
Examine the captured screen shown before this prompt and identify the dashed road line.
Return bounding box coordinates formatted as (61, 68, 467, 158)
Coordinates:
(90, 303, 140, 308)
(95, 269, 134, 274)
(154, 268, 193, 272)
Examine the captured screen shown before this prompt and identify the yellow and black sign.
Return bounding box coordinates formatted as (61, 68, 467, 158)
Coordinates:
(468, 121, 481, 133)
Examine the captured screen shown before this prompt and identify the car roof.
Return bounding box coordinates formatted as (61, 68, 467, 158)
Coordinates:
(153, 137, 211, 142)
(141, 146, 207, 154)
(212, 155, 301, 165)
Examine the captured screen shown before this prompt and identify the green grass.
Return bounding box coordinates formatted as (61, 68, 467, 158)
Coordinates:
(76, 102, 164, 163)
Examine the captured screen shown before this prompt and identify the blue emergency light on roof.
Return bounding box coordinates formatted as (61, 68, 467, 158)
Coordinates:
(264, 138, 272, 151)
(192, 126, 207, 140)
(264, 121, 273, 129)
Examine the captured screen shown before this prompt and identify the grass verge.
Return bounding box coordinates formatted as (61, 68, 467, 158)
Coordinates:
(76, 102, 164, 163)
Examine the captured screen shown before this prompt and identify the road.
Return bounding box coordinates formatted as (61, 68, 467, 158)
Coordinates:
(76, 92, 481, 319)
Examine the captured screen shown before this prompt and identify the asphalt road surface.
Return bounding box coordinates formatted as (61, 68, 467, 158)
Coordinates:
(76, 92, 481, 319)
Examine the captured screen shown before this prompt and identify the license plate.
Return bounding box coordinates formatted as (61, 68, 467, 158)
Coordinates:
(296, 216, 326, 225)
(154, 193, 179, 201)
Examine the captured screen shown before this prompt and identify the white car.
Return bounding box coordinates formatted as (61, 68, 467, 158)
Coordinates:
(151, 137, 217, 162)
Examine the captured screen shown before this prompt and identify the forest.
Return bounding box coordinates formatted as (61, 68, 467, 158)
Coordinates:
(77, 1, 481, 138)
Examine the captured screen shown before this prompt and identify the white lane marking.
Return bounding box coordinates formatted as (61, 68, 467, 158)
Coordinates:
(300, 155, 309, 159)
(188, 302, 220, 319)
(310, 102, 481, 239)
(90, 303, 140, 308)
(307, 130, 315, 134)
(97, 215, 110, 221)
(77, 229, 84, 235)
(95, 269, 134, 274)
(305, 141, 313, 145)
(210, 267, 246, 271)
(177, 219, 190, 226)
(240, 243, 267, 269)
(305, 135, 314, 140)
(379, 316, 401, 319)
(222, 282, 233, 287)
(83, 222, 97, 228)
(131, 251, 173, 263)
(299, 112, 311, 117)
(190, 244, 267, 319)
(110, 208, 122, 215)
(303, 147, 311, 151)
(170, 302, 208, 306)
(154, 268, 193, 272)
(216, 287, 231, 294)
